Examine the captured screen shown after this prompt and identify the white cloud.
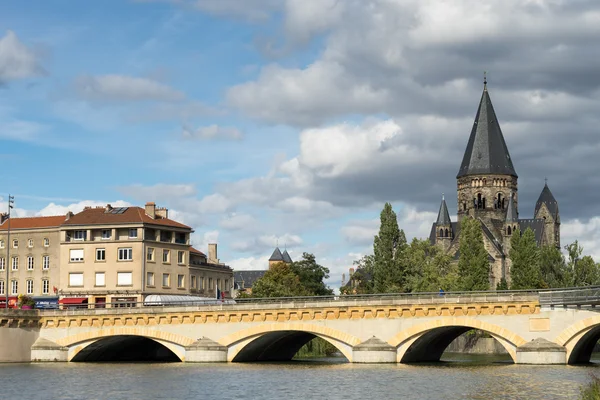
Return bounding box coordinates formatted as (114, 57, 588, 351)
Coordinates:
(219, 213, 257, 230)
(0, 30, 43, 83)
(341, 218, 378, 245)
(182, 124, 243, 140)
(75, 75, 185, 102)
(562, 218, 600, 261)
(228, 255, 270, 271)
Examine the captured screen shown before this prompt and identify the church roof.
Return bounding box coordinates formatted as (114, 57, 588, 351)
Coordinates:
(269, 247, 284, 261)
(456, 80, 517, 179)
(233, 270, 267, 289)
(518, 219, 545, 246)
(534, 183, 559, 219)
(436, 195, 452, 226)
(282, 249, 293, 263)
(506, 193, 518, 222)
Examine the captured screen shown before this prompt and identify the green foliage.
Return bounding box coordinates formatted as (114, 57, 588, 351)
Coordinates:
(496, 278, 508, 290)
(340, 255, 374, 294)
(373, 202, 407, 293)
(566, 241, 600, 287)
(540, 245, 570, 288)
(509, 228, 542, 289)
(291, 252, 333, 296)
(579, 374, 600, 400)
(457, 216, 490, 291)
(404, 238, 458, 292)
(251, 263, 311, 298)
(295, 337, 338, 359)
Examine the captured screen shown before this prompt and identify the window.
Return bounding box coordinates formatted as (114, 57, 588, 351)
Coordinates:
(0, 239, 4, 248)
(163, 249, 170, 263)
(101, 229, 111, 239)
(129, 228, 138, 238)
(11, 280, 18, 295)
(147, 247, 154, 261)
(162, 273, 170, 287)
(26, 280, 33, 294)
(11, 257, 18, 270)
(73, 230, 86, 240)
(0, 280, 4, 295)
(177, 274, 185, 288)
(42, 279, 49, 295)
(225, 279, 229, 290)
(146, 272, 155, 287)
(69, 273, 83, 287)
(117, 272, 132, 286)
(28, 239, 33, 248)
(95, 272, 105, 287)
(43, 238, 49, 247)
(96, 248, 106, 261)
(200, 277, 204, 289)
(27, 256, 34, 270)
(70, 249, 84, 262)
(0, 257, 4, 271)
(42, 256, 50, 270)
(12, 239, 18, 248)
(177, 251, 185, 265)
(118, 248, 133, 261)
(191, 275, 197, 289)
(208, 277, 213, 289)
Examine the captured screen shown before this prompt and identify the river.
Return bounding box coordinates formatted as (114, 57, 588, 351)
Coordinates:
(1, 353, 599, 399)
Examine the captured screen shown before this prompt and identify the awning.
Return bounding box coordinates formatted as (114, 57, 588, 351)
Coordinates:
(59, 297, 89, 305)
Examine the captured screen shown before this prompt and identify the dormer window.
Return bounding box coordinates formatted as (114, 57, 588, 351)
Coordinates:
(101, 229, 111, 239)
(73, 230, 86, 241)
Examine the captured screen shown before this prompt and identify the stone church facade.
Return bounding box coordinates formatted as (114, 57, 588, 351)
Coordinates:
(429, 78, 561, 288)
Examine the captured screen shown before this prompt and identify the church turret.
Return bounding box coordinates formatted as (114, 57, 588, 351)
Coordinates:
(456, 75, 518, 225)
(534, 182, 560, 248)
(282, 249, 293, 264)
(435, 194, 453, 251)
(504, 191, 519, 235)
(268, 247, 285, 269)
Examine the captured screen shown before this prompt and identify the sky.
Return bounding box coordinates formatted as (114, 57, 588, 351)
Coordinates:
(2, 0, 600, 290)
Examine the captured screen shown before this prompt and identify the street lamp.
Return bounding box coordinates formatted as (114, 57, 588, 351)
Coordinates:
(5, 195, 14, 309)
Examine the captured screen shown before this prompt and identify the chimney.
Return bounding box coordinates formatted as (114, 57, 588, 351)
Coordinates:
(145, 202, 156, 219)
(105, 204, 113, 212)
(208, 243, 219, 264)
(155, 206, 168, 219)
(65, 211, 74, 220)
(0, 213, 7, 224)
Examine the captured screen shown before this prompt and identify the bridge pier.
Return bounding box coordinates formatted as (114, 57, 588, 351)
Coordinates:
(352, 336, 397, 363)
(515, 338, 566, 365)
(31, 338, 68, 362)
(185, 337, 228, 362)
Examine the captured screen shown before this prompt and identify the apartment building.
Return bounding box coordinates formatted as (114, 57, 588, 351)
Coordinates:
(59, 202, 232, 307)
(0, 215, 64, 308)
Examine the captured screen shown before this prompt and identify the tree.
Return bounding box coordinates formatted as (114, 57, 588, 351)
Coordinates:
(251, 263, 311, 298)
(496, 278, 509, 290)
(509, 228, 542, 289)
(373, 202, 407, 293)
(291, 252, 334, 296)
(341, 254, 374, 294)
(564, 241, 600, 287)
(404, 238, 458, 292)
(457, 216, 490, 291)
(539, 245, 569, 288)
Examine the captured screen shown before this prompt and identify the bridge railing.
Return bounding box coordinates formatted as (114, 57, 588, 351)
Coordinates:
(539, 286, 600, 307)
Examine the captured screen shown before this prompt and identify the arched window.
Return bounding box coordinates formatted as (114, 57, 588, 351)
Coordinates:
(463, 202, 467, 211)
(507, 226, 512, 235)
(477, 193, 482, 209)
(439, 228, 444, 237)
(483, 178, 486, 186)
(445, 228, 449, 237)
(502, 198, 505, 209)
(483, 197, 486, 209)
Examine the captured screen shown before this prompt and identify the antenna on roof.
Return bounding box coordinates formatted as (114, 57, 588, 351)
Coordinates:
(442, 193, 444, 201)
(544, 177, 548, 186)
(483, 70, 487, 87)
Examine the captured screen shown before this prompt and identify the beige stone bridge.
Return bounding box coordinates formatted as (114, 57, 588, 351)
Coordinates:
(3, 290, 600, 364)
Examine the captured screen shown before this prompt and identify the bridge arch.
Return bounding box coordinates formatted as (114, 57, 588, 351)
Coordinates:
(555, 316, 600, 364)
(388, 318, 527, 363)
(220, 323, 361, 362)
(55, 327, 195, 362)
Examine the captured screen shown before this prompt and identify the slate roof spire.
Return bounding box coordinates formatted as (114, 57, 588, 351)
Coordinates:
(269, 247, 284, 262)
(506, 191, 518, 222)
(535, 182, 560, 219)
(456, 75, 517, 178)
(282, 249, 293, 263)
(436, 194, 452, 226)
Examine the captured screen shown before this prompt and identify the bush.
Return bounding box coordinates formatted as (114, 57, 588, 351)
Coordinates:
(580, 374, 600, 400)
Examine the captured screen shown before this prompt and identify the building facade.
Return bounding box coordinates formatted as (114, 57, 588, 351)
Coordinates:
(429, 79, 561, 288)
(1, 202, 232, 308)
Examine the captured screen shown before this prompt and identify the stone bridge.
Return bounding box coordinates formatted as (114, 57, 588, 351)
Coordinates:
(4, 290, 600, 365)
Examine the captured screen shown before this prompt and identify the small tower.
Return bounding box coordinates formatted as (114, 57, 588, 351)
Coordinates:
(282, 249, 293, 264)
(534, 181, 561, 248)
(456, 75, 518, 225)
(268, 247, 285, 269)
(435, 194, 453, 251)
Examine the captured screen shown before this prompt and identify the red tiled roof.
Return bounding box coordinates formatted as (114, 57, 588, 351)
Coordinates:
(189, 247, 206, 256)
(61, 206, 191, 229)
(0, 215, 66, 231)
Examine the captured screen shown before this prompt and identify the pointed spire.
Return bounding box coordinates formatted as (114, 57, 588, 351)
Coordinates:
(282, 249, 293, 263)
(456, 78, 517, 178)
(436, 194, 451, 226)
(269, 247, 284, 261)
(535, 181, 559, 218)
(506, 192, 518, 222)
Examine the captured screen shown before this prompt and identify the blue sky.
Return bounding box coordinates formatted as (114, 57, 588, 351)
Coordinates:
(3, 0, 600, 289)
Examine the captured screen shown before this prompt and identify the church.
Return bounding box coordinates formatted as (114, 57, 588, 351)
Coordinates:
(428, 77, 561, 288)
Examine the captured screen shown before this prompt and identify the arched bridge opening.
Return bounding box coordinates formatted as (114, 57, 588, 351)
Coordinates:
(399, 326, 515, 364)
(567, 325, 600, 364)
(232, 330, 348, 363)
(71, 335, 181, 362)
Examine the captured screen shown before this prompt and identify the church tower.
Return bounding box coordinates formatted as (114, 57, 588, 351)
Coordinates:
(435, 194, 453, 251)
(456, 76, 519, 226)
(534, 182, 561, 248)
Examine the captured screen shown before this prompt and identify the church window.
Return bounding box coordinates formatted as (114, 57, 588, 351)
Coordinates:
(439, 229, 444, 237)
(444, 228, 449, 237)
(463, 202, 467, 211)
(502, 198, 505, 209)
(507, 226, 512, 235)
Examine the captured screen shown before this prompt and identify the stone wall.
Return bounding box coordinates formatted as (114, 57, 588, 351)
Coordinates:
(445, 332, 508, 355)
(0, 313, 41, 362)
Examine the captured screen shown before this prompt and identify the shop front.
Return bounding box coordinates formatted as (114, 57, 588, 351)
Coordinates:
(58, 297, 89, 310)
(33, 296, 59, 309)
